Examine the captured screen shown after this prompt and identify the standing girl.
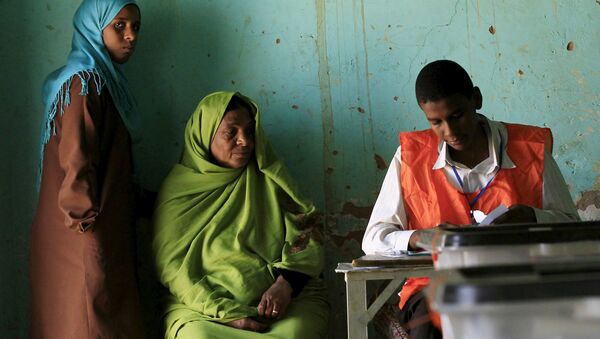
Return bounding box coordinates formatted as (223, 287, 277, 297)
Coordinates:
(30, 1, 144, 337)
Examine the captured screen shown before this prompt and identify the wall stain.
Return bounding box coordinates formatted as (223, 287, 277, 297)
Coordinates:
(276, 38, 281, 44)
(315, 0, 335, 216)
(359, 0, 378, 180)
(258, 88, 270, 107)
(374, 154, 387, 170)
(341, 202, 373, 219)
(567, 41, 575, 51)
(595, 164, 600, 190)
(476, 0, 481, 26)
(558, 140, 585, 156)
(329, 230, 365, 247)
(518, 45, 530, 54)
(357, 106, 365, 113)
(571, 69, 586, 87)
(577, 190, 600, 209)
(488, 25, 496, 34)
(577, 190, 600, 221)
(291, 104, 299, 110)
(236, 16, 252, 59)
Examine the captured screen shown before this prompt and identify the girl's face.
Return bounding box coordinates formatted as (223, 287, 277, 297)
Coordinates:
(102, 5, 141, 64)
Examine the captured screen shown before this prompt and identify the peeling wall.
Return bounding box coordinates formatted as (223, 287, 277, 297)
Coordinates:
(2, 0, 599, 337)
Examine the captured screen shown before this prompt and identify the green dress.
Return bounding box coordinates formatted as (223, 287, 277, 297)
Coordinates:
(153, 92, 329, 339)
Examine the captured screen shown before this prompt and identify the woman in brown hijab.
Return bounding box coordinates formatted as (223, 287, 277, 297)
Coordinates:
(29, 1, 144, 337)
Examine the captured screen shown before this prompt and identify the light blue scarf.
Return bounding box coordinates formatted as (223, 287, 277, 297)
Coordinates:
(39, 0, 139, 183)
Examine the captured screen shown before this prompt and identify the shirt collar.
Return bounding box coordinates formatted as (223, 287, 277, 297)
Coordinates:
(432, 115, 516, 171)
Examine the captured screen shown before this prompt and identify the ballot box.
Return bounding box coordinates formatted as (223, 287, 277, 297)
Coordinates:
(429, 262, 600, 339)
(418, 221, 600, 270)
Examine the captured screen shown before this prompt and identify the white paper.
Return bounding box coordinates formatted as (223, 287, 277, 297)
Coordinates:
(374, 250, 432, 257)
(478, 203, 509, 226)
(374, 250, 408, 257)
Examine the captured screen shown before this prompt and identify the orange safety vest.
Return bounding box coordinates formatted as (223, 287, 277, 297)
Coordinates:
(398, 123, 550, 310)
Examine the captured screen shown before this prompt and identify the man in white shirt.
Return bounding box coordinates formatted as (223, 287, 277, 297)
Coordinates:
(362, 60, 579, 339)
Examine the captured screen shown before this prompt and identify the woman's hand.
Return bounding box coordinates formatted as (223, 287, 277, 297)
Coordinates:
(225, 318, 267, 332)
(257, 275, 293, 319)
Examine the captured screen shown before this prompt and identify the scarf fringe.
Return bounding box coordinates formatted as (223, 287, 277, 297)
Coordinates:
(37, 69, 106, 186)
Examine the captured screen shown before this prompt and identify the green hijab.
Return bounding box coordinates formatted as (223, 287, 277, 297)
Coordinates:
(153, 91, 324, 323)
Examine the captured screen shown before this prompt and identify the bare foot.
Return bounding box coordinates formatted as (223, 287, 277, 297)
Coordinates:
(225, 318, 267, 332)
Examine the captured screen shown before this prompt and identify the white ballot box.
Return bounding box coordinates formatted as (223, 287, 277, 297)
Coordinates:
(430, 262, 600, 339)
(417, 221, 600, 270)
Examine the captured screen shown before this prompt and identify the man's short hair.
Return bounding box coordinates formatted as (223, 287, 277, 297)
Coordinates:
(415, 60, 474, 105)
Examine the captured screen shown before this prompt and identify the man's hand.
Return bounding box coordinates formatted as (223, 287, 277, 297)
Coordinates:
(225, 318, 267, 332)
(408, 223, 465, 251)
(257, 275, 293, 320)
(408, 229, 424, 251)
(492, 204, 536, 224)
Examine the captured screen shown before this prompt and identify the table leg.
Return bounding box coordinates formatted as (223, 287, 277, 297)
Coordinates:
(346, 275, 368, 339)
(366, 277, 403, 320)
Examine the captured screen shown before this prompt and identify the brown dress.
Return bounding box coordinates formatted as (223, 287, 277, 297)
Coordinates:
(29, 76, 144, 338)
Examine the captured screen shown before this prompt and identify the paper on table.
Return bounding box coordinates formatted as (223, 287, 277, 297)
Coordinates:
(477, 203, 509, 226)
(375, 250, 432, 257)
(374, 250, 407, 257)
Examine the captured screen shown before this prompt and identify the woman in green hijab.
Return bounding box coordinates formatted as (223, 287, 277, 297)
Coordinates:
(153, 92, 329, 338)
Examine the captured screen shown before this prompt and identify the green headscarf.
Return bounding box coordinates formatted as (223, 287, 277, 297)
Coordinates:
(153, 91, 324, 324)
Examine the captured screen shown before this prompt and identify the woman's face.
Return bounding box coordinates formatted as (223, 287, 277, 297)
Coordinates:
(102, 5, 141, 64)
(210, 106, 255, 168)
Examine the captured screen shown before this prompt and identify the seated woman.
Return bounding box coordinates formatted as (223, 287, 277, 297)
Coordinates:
(153, 91, 329, 338)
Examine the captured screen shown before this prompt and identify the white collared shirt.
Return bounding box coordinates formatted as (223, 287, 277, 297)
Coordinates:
(362, 117, 580, 254)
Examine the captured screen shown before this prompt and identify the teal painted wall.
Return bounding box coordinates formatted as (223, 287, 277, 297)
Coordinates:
(2, 0, 599, 337)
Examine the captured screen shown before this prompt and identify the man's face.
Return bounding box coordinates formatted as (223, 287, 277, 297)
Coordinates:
(420, 90, 482, 153)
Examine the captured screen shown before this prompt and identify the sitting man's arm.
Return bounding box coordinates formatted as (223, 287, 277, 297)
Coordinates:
(494, 149, 580, 224)
(362, 147, 417, 254)
(536, 148, 580, 221)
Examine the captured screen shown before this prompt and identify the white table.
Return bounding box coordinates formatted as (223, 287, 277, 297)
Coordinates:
(335, 256, 434, 339)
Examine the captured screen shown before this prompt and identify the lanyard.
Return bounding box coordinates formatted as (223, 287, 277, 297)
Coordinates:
(451, 138, 503, 223)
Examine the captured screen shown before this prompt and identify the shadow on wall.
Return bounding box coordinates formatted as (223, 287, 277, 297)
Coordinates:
(128, 3, 228, 337)
(128, 1, 236, 192)
(1, 0, 43, 335)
